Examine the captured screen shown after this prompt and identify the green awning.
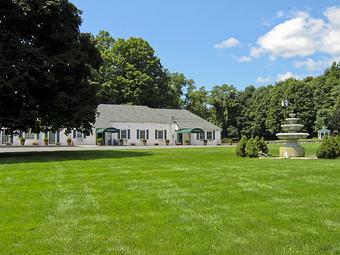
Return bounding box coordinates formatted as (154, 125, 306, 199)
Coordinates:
(96, 127, 119, 134)
(176, 128, 204, 134)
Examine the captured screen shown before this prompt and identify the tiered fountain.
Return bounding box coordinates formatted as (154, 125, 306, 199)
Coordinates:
(276, 113, 309, 158)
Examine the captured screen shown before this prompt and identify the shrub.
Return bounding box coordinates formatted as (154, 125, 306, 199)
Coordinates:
(141, 139, 147, 145)
(317, 136, 336, 159)
(67, 138, 72, 146)
(259, 137, 269, 154)
(32, 141, 39, 146)
(19, 136, 25, 145)
(235, 135, 248, 157)
(184, 139, 190, 145)
(96, 138, 103, 145)
(336, 136, 340, 157)
(165, 139, 170, 145)
(245, 137, 259, 158)
(119, 139, 124, 146)
(203, 139, 208, 145)
(254, 136, 261, 150)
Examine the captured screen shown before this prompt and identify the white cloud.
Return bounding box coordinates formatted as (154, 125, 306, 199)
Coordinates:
(237, 55, 251, 63)
(294, 56, 340, 71)
(214, 37, 240, 49)
(256, 14, 324, 58)
(276, 10, 285, 18)
(276, 72, 300, 82)
(294, 58, 329, 71)
(248, 6, 340, 60)
(324, 6, 340, 27)
(256, 76, 271, 83)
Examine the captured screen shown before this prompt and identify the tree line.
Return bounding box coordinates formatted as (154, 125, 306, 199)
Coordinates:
(93, 30, 340, 139)
(1, 0, 339, 139)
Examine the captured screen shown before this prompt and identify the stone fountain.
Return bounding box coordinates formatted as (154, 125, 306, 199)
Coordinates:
(276, 113, 309, 158)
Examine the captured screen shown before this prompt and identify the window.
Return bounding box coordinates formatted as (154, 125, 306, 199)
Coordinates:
(157, 130, 163, 139)
(140, 130, 146, 139)
(76, 131, 83, 139)
(24, 133, 35, 139)
(138, 129, 149, 139)
(73, 130, 85, 139)
(207, 131, 213, 140)
(120, 129, 127, 139)
(198, 132, 205, 140)
(1, 131, 9, 144)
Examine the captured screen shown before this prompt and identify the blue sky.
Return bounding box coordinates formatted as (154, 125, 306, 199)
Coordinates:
(72, 0, 340, 90)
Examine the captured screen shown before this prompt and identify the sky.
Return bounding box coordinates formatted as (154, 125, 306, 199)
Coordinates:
(71, 0, 340, 90)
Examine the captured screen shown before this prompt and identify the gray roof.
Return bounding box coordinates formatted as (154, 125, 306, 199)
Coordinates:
(96, 104, 221, 130)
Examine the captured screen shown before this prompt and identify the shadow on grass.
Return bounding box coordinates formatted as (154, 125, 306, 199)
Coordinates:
(0, 150, 153, 164)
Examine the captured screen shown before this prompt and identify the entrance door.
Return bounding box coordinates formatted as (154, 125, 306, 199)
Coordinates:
(177, 133, 183, 145)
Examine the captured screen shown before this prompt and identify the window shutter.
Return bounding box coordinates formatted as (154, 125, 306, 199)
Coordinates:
(213, 130, 215, 140)
(164, 130, 167, 139)
(146, 130, 149, 139)
(118, 130, 120, 139)
(137, 129, 139, 139)
(73, 130, 76, 138)
(155, 130, 158, 139)
(36, 133, 40, 139)
(57, 131, 60, 143)
(197, 133, 199, 139)
(83, 133, 86, 139)
(128, 129, 130, 139)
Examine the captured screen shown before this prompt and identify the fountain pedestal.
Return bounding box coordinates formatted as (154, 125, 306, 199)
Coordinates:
(279, 143, 305, 157)
(276, 113, 309, 158)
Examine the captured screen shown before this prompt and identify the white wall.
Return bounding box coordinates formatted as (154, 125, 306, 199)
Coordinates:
(107, 122, 175, 146)
(0, 129, 95, 146)
(1, 126, 222, 146)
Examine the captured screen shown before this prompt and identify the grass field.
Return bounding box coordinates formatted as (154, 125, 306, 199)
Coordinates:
(0, 144, 340, 255)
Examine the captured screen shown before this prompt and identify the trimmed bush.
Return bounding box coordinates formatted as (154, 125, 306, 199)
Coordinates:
(333, 136, 340, 157)
(235, 135, 248, 157)
(317, 136, 336, 159)
(245, 137, 259, 158)
(259, 137, 269, 154)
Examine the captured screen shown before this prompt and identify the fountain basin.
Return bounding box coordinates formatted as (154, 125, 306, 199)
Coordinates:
(281, 124, 304, 132)
(276, 133, 309, 140)
(285, 118, 299, 124)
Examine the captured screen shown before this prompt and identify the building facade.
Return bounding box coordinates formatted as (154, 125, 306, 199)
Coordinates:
(0, 104, 222, 146)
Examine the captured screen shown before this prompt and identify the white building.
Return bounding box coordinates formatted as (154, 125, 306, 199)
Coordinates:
(0, 104, 222, 146)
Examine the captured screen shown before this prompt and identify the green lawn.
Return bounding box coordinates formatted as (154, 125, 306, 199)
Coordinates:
(0, 145, 340, 255)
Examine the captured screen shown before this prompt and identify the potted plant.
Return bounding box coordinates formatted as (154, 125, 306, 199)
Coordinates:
(96, 138, 103, 145)
(185, 139, 190, 145)
(141, 139, 147, 146)
(203, 139, 208, 146)
(165, 139, 170, 146)
(119, 139, 124, 146)
(20, 136, 25, 146)
(43, 137, 48, 146)
(67, 137, 72, 146)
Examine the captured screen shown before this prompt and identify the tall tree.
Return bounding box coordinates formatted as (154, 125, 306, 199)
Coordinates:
(94, 32, 171, 108)
(0, 0, 102, 134)
(184, 81, 211, 120)
(209, 84, 239, 137)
